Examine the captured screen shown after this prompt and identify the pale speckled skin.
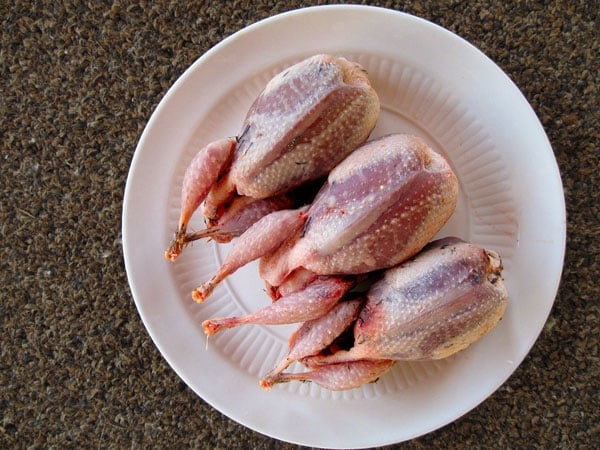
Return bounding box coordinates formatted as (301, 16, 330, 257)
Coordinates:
(231, 54, 380, 198)
(307, 237, 508, 367)
(260, 134, 459, 287)
(166, 54, 379, 260)
(262, 238, 507, 390)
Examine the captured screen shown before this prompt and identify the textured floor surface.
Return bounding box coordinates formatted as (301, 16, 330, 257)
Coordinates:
(2, 1, 598, 448)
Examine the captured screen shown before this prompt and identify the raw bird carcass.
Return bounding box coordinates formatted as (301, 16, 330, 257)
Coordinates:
(260, 237, 509, 391)
(165, 54, 380, 260)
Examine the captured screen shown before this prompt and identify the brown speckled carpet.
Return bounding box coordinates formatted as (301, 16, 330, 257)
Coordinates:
(2, 1, 598, 448)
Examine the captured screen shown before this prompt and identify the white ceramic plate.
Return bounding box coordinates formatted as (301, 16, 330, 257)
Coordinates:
(122, 5, 565, 448)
